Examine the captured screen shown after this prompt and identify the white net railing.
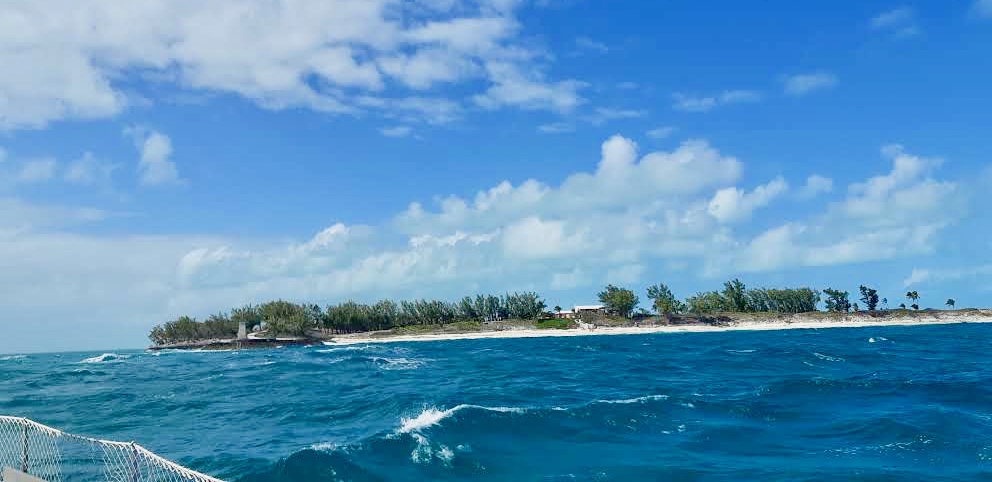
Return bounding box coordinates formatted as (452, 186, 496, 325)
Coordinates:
(0, 416, 224, 482)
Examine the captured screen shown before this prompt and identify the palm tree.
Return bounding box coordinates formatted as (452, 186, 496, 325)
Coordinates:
(946, 299, 955, 309)
(906, 291, 919, 309)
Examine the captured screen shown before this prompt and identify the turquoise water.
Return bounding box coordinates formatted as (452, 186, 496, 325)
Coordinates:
(2, 323, 991, 481)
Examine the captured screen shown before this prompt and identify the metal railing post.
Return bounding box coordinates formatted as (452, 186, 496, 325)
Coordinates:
(20, 423, 29, 473)
(129, 442, 141, 482)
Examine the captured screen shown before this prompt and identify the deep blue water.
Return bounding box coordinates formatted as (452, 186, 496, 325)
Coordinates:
(2, 323, 991, 481)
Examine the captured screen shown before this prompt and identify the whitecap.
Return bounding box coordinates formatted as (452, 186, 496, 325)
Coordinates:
(398, 404, 523, 434)
(595, 394, 669, 405)
(812, 352, 845, 363)
(0, 355, 27, 361)
(316, 345, 374, 353)
(310, 441, 338, 452)
(410, 433, 433, 464)
(437, 444, 455, 465)
(726, 349, 756, 354)
(79, 353, 130, 364)
(373, 357, 427, 370)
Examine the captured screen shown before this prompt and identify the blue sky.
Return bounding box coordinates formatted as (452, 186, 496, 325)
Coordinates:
(1, 0, 991, 353)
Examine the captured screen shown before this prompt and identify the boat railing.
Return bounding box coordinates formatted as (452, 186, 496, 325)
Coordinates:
(0, 416, 224, 482)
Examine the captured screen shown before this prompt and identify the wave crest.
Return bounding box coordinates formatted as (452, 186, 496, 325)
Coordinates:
(398, 404, 524, 434)
(79, 353, 130, 364)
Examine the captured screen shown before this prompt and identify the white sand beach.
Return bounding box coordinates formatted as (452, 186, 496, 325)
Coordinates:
(328, 311, 992, 345)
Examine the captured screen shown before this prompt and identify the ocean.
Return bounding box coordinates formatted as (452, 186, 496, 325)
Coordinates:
(2, 323, 991, 481)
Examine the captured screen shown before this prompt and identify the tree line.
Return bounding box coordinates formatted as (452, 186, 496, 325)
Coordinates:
(150, 280, 959, 345)
(149, 292, 546, 345)
(605, 280, 949, 317)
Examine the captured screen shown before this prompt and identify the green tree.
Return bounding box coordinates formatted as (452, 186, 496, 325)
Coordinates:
(859, 286, 879, 311)
(722, 279, 749, 312)
(598, 285, 639, 317)
(906, 291, 919, 309)
(685, 291, 726, 314)
(946, 298, 955, 308)
(646, 283, 684, 315)
(823, 289, 851, 312)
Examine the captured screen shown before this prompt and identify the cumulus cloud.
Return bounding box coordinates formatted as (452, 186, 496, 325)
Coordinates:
(0, 0, 579, 130)
(0, 135, 969, 351)
(783, 72, 838, 96)
(672, 90, 761, 112)
(707, 177, 788, 224)
(124, 128, 182, 186)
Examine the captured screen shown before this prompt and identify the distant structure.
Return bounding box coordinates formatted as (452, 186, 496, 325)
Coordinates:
(553, 305, 605, 319)
(238, 322, 247, 339)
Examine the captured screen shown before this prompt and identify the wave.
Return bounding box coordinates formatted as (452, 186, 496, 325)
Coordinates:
(316, 345, 375, 353)
(78, 353, 130, 364)
(317, 355, 427, 370)
(398, 404, 524, 434)
(812, 352, 845, 363)
(594, 394, 669, 404)
(0, 354, 27, 361)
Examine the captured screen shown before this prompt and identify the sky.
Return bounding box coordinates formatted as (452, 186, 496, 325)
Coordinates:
(1, 0, 991, 353)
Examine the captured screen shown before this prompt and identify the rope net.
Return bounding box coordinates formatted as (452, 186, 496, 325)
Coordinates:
(0, 417, 224, 482)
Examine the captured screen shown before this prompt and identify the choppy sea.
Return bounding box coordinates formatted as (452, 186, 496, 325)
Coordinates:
(2, 323, 991, 481)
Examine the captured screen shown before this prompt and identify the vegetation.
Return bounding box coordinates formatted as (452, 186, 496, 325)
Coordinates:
(150, 275, 961, 346)
(535, 319, 575, 330)
(646, 283, 684, 315)
(150, 292, 546, 345)
(597, 285, 639, 317)
(906, 291, 920, 310)
(823, 289, 852, 313)
(683, 282, 819, 315)
(859, 285, 879, 311)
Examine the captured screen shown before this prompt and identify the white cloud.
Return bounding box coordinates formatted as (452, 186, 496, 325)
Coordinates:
(575, 37, 609, 54)
(16, 158, 56, 183)
(707, 177, 788, 224)
(646, 126, 676, 140)
(783, 72, 838, 96)
(380, 126, 413, 138)
(0, 147, 7, 162)
(0, 136, 969, 351)
(125, 128, 182, 186)
(798, 175, 833, 199)
(0, 0, 577, 130)
(474, 62, 586, 112)
(870, 7, 920, 37)
(903, 268, 930, 287)
(672, 90, 761, 112)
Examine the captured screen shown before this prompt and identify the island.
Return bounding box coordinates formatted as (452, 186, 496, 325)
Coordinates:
(147, 280, 991, 350)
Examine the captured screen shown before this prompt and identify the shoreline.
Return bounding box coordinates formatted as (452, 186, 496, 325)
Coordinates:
(328, 312, 992, 345)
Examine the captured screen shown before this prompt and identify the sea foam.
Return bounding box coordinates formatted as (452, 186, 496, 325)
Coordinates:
(398, 404, 523, 434)
(79, 353, 130, 364)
